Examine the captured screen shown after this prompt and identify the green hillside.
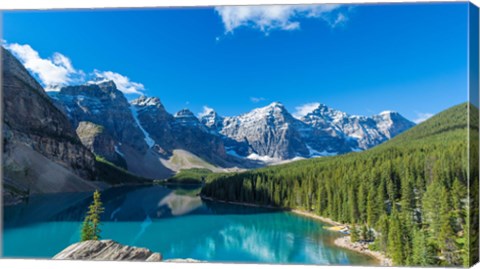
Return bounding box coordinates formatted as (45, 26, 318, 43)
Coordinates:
(166, 168, 212, 184)
(202, 103, 477, 266)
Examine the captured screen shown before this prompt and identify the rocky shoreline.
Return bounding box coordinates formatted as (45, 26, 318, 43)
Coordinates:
(200, 195, 389, 265)
(334, 236, 392, 266)
(289, 209, 343, 226)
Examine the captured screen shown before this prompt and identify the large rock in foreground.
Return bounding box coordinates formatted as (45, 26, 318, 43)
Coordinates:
(53, 240, 162, 262)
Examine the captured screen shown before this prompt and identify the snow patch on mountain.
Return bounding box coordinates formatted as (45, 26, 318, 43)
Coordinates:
(114, 145, 125, 157)
(246, 153, 282, 163)
(130, 105, 155, 148)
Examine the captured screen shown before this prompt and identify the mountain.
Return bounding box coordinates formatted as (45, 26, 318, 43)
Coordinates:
(49, 84, 178, 179)
(49, 86, 241, 179)
(219, 102, 309, 160)
(49, 81, 149, 154)
(130, 96, 229, 166)
(200, 107, 224, 131)
(2, 48, 98, 205)
(201, 103, 473, 266)
(48, 78, 414, 178)
(201, 102, 415, 160)
(301, 104, 416, 150)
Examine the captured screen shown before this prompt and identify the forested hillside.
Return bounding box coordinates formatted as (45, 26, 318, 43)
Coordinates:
(201, 103, 477, 266)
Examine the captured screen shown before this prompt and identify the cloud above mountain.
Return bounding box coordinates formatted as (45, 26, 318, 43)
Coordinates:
(293, 102, 320, 119)
(89, 70, 145, 95)
(4, 43, 85, 91)
(198, 106, 214, 118)
(215, 4, 348, 34)
(4, 42, 144, 95)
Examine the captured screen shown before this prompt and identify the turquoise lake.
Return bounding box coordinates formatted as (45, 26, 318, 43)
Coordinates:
(3, 185, 377, 265)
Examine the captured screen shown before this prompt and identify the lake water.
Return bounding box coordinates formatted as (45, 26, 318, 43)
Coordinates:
(3, 185, 377, 265)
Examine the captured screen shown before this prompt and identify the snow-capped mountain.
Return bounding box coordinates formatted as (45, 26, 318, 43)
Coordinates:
(201, 102, 415, 160)
(200, 108, 224, 131)
(301, 104, 415, 150)
(219, 102, 309, 159)
(48, 80, 414, 179)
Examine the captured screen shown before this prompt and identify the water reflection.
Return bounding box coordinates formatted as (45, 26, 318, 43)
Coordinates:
(3, 185, 377, 265)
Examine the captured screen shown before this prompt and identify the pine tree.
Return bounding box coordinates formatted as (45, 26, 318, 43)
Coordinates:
(388, 209, 404, 265)
(376, 214, 390, 252)
(81, 216, 94, 241)
(411, 227, 434, 265)
(350, 224, 359, 243)
(438, 214, 461, 265)
(81, 190, 105, 241)
(361, 225, 368, 242)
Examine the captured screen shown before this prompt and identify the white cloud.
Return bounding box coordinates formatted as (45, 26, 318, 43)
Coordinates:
(293, 102, 320, 119)
(4, 42, 84, 91)
(198, 106, 215, 118)
(214, 4, 347, 34)
(89, 70, 145, 95)
(250, 96, 266, 103)
(4, 42, 145, 95)
(413, 112, 433, 124)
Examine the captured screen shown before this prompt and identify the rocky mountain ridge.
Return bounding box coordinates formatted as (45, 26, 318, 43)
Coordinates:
(50, 79, 414, 175)
(206, 101, 415, 160)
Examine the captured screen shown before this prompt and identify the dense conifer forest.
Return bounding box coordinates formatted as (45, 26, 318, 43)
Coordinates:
(201, 103, 479, 266)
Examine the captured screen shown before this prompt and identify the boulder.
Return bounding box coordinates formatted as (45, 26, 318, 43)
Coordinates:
(53, 240, 162, 262)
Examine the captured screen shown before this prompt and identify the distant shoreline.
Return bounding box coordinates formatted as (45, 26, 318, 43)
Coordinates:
(199, 195, 389, 265)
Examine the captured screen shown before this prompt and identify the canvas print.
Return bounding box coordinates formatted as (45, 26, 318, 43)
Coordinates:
(1, 2, 479, 267)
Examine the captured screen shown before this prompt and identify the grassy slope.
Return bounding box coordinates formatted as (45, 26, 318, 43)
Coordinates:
(166, 168, 212, 184)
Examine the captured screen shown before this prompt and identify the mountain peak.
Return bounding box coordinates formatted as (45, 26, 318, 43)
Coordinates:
(57, 80, 125, 100)
(379, 110, 397, 116)
(267, 101, 284, 108)
(200, 108, 224, 130)
(199, 107, 216, 117)
(303, 103, 346, 121)
(251, 101, 287, 114)
(87, 79, 117, 89)
(131, 96, 162, 107)
(175, 108, 196, 118)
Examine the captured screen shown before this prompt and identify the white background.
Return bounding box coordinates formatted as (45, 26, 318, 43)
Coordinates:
(0, 0, 479, 269)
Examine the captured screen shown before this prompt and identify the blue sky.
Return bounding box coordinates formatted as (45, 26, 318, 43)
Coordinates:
(1, 3, 469, 122)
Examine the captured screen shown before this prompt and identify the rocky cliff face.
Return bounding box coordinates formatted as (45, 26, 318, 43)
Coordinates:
(49, 81, 148, 153)
(220, 102, 309, 159)
(49, 82, 176, 179)
(171, 108, 227, 162)
(130, 96, 174, 155)
(53, 240, 162, 261)
(76, 121, 126, 168)
(130, 97, 228, 165)
(2, 48, 97, 204)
